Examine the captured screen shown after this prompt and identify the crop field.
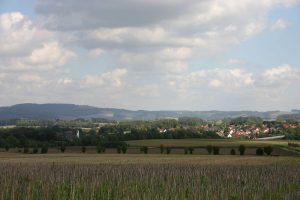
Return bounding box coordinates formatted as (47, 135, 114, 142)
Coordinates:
(0, 153, 299, 199)
(126, 139, 300, 147)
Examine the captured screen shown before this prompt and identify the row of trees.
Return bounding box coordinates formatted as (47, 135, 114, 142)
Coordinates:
(8, 143, 273, 156)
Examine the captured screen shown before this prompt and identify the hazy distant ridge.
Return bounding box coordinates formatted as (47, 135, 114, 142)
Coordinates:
(0, 103, 298, 121)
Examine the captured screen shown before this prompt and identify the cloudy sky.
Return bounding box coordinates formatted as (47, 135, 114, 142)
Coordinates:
(0, 0, 300, 111)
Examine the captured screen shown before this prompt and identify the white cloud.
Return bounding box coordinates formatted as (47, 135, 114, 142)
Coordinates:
(271, 18, 288, 31)
(0, 12, 51, 56)
(18, 74, 44, 83)
(0, 1, 299, 110)
(0, 12, 76, 72)
(82, 68, 127, 88)
(88, 48, 104, 58)
(209, 79, 222, 88)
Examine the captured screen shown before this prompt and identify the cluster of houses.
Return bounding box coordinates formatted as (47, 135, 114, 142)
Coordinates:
(157, 121, 299, 139)
(217, 123, 298, 139)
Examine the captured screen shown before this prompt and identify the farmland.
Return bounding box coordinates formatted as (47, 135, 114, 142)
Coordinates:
(126, 139, 300, 147)
(0, 153, 299, 199)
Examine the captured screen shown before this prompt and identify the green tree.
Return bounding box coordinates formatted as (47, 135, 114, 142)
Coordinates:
(230, 149, 236, 155)
(4, 144, 9, 152)
(206, 145, 213, 155)
(238, 145, 246, 155)
(81, 146, 86, 153)
(140, 146, 148, 154)
(184, 147, 188, 154)
(166, 147, 171, 154)
(41, 144, 48, 154)
(121, 143, 127, 154)
(23, 147, 29, 153)
(264, 146, 273, 155)
(256, 148, 264, 156)
(213, 146, 220, 155)
(97, 141, 105, 153)
(60, 144, 66, 153)
(159, 144, 164, 154)
(188, 147, 194, 154)
(32, 146, 38, 154)
(117, 146, 122, 154)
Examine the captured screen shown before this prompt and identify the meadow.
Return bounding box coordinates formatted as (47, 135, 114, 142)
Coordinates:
(0, 153, 299, 199)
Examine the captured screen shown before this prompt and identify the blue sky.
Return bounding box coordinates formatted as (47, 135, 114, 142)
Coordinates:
(0, 0, 300, 111)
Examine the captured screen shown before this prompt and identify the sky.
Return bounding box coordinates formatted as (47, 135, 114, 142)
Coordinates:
(0, 0, 300, 111)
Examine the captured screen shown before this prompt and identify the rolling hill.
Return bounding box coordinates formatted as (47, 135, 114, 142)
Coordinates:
(0, 103, 298, 121)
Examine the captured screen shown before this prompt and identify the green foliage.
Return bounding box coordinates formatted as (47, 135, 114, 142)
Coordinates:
(140, 146, 148, 154)
(81, 146, 86, 153)
(23, 147, 29, 153)
(230, 117, 263, 126)
(288, 142, 299, 147)
(264, 146, 273, 155)
(188, 147, 194, 154)
(206, 145, 213, 155)
(178, 117, 205, 126)
(230, 149, 236, 155)
(4, 144, 9, 152)
(184, 147, 188, 154)
(121, 143, 127, 154)
(32, 146, 38, 154)
(97, 142, 105, 153)
(213, 146, 220, 155)
(256, 148, 264, 156)
(238, 145, 246, 155)
(41, 144, 48, 154)
(159, 144, 164, 154)
(166, 147, 171, 154)
(284, 126, 300, 140)
(60, 144, 66, 153)
(117, 146, 122, 154)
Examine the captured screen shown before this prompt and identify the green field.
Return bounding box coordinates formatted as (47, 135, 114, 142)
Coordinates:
(0, 153, 299, 199)
(126, 139, 300, 147)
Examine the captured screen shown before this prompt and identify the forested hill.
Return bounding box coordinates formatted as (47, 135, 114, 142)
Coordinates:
(0, 103, 298, 121)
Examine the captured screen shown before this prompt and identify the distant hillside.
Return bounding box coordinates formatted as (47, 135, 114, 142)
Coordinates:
(0, 103, 296, 121)
(277, 113, 300, 121)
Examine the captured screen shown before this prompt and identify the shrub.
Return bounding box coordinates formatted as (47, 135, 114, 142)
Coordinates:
(41, 144, 48, 154)
(81, 146, 86, 153)
(121, 144, 127, 154)
(140, 146, 148, 154)
(60, 145, 66, 153)
(288, 142, 299, 147)
(213, 146, 220, 155)
(184, 147, 188, 154)
(256, 148, 264, 156)
(206, 145, 213, 155)
(238, 145, 246, 155)
(159, 144, 164, 154)
(97, 142, 105, 153)
(230, 149, 236, 155)
(117, 146, 122, 154)
(166, 147, 171, 154)
(32, 146, 38, 154)
(264, 146, 273, 156)
(23, 147, 29, 153)
(4, 145, 9, 152)
(188, 147, 194, 154)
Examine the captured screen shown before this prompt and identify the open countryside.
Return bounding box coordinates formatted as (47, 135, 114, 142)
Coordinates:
(2, 0, 300, 199)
